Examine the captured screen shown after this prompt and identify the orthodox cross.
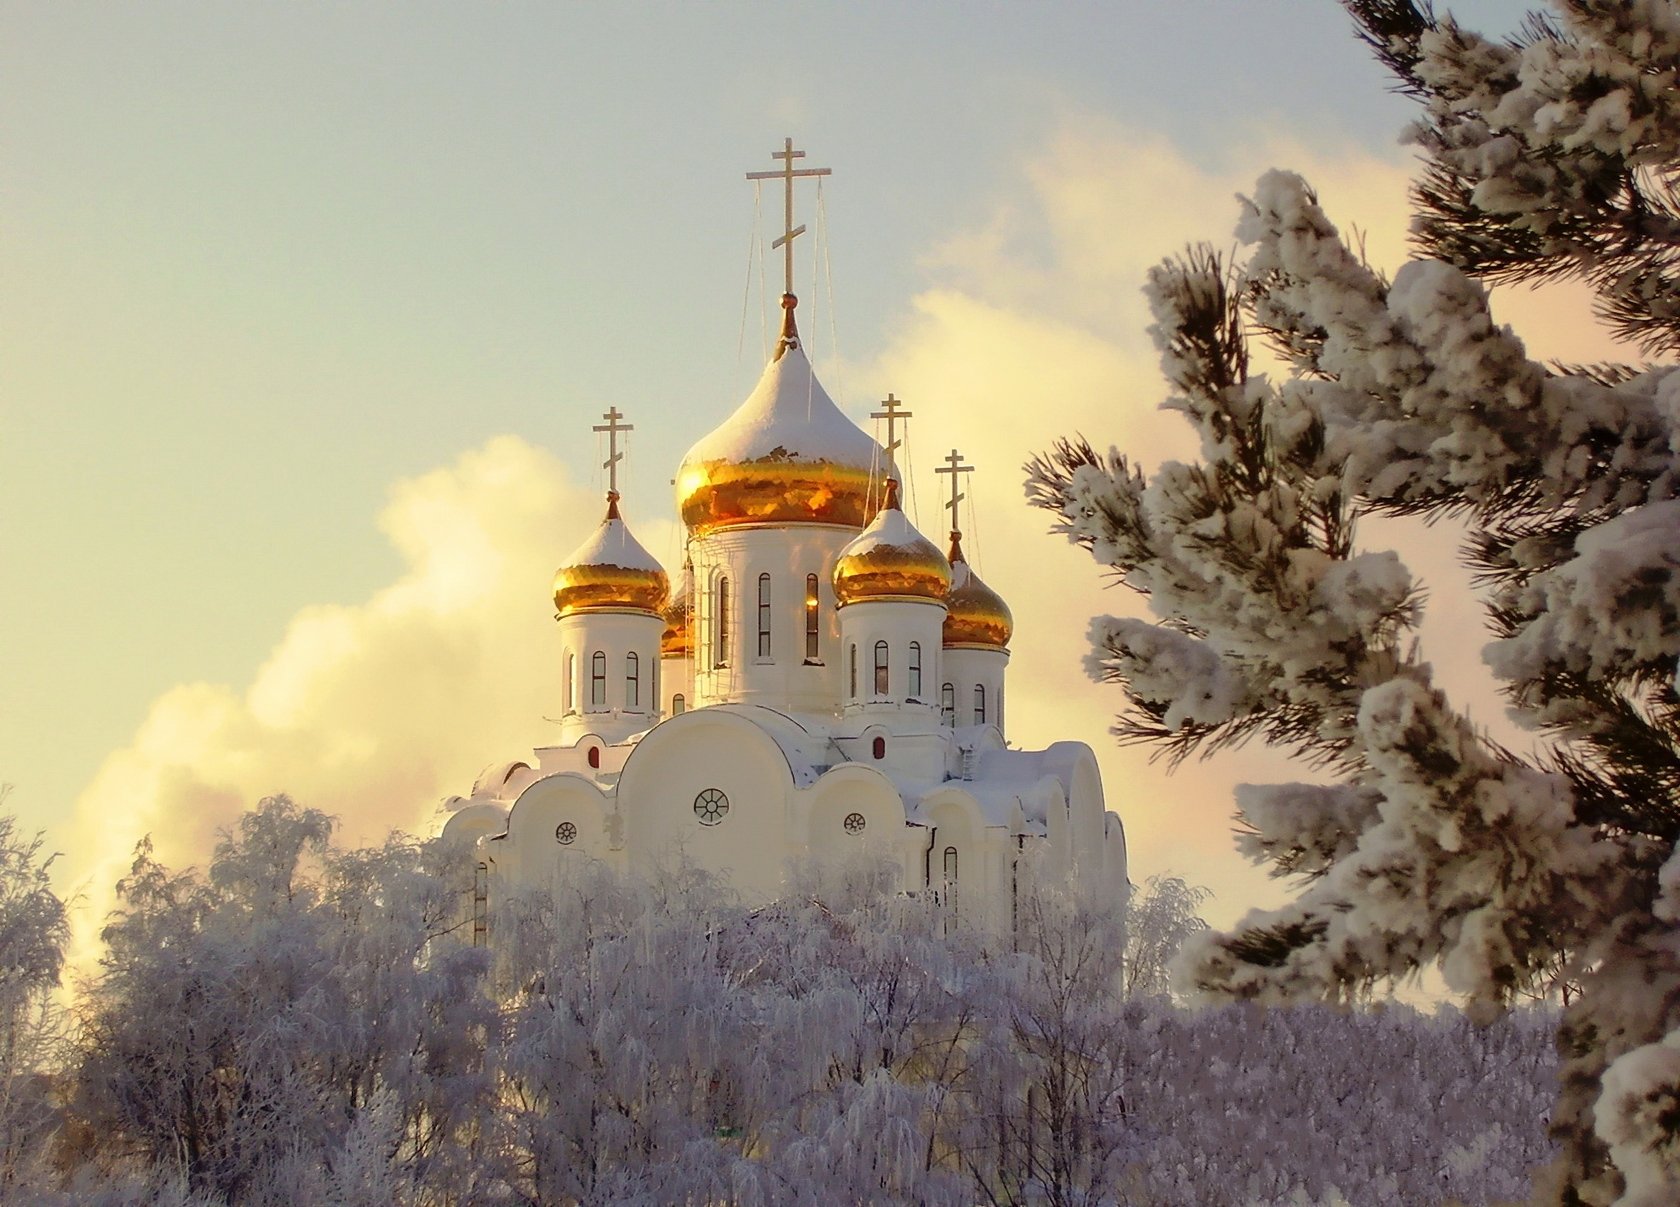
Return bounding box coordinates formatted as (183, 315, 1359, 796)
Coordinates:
(935, 448, 973, 535)
(593, 406, 633, 495)
(870, 393, 912, 460)
(746, 137, 832, 298)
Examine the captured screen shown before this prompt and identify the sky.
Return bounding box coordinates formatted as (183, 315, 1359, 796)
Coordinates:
(3, 1, 1627, 973)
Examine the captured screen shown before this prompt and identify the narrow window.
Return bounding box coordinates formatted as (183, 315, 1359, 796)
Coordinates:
(757, 573, 772, 658)
(941, 683, 954, 726)
(804, 574, 820, 660)
(591, 651, 606, 707)
(473, 863, 489, 947)
(872, 735, 886, 760)
(673, 693, 687, 716)
(626, 652, 640, 709)
(874, 640, 889, 695)
(716, 576, 731, 667)
(564, 653, 575, 714)
(974, 684, 987, 725)
(587, 746, 600, 770)
(944, 846, 958, 883)
(849, 644, 858, 699)
(908, 642, 922, 699)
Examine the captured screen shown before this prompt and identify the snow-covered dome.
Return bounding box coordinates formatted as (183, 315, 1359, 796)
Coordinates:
(552, 494, 670, 617)
(832, 479, 951, 606)
(943, 532, 1012, 649)
(676, 298, 894, 535)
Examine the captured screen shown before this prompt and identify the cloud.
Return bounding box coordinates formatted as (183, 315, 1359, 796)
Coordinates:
(63, 437, 675, 974)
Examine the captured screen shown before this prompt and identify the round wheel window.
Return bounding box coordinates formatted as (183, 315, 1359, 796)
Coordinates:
(843, 812, 866, 835)
(694, 788, 729, 826)
(556, 822, 578, 845)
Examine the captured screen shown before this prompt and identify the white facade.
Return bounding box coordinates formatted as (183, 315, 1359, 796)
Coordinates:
(441, 310, 1128, 936)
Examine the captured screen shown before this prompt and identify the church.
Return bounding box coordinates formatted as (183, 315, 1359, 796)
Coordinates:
(439, 143, 1127, 935)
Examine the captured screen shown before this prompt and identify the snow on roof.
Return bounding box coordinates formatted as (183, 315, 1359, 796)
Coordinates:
(560, 511, 665, 574)
(679, 343, 894, 475)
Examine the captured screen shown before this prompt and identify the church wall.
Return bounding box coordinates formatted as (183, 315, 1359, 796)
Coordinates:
(660, 653, 693, 719)
(556, 611, 665, 745)
(836, 598, 946, 714)
(615, 709, 796, 902)
(689, 524, 858, 713)
(920, 788, 1009, 932)
(939, 646, 1009, 734)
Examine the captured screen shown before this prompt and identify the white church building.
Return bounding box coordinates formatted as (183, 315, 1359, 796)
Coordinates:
(440, 144, 1127, 936)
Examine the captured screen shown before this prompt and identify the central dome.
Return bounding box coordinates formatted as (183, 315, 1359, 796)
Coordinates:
(676, 301, 894, 535)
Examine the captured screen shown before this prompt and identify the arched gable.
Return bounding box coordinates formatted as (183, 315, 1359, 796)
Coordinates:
(440, 801, 510, 851)
(803, 762, 909, 870)
(615, 708, 797, 902)
(502, 773, 615, 886)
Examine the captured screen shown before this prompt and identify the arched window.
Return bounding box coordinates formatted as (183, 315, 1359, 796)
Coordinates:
(908, 642, 922, 699)
(941, 683, 955, 726)
(849, 644, 858, 699)
(872, 735, 886, 760)
(804, 574, 820, 661)
(590, 651, 606, 707)
(564, 653, 575, 714)
(672, 693, 687, 716)
(874, 640, 889, 695)
(715, 576, 731, 667)
(944, 846, 958, 883)
(587, 746, 600, 770)
(757, 573, 772, 658)
(974, 683, 987, 725)
(626, 652, 640, 709)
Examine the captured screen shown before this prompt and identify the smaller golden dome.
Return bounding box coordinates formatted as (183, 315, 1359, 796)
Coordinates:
(660, 573, 692, 657)
(552, 494, 670, 618)
(833, 480, 951, 606)
(943, 532, 1013, 649)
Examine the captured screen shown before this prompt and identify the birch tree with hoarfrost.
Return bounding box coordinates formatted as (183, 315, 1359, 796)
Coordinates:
(1026, 3, 1680, 1203)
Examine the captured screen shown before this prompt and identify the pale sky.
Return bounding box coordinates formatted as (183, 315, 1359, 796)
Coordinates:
(5, 1, 1613, 962)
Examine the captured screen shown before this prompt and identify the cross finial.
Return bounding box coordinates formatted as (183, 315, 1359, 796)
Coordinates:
(870, 393, 912, 460)
(934, 447, 973, 537)
(746, 137, 832, 300)
(592, 406, 633, 497)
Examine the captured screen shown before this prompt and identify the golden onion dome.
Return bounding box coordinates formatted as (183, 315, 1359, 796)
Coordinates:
(552, 494, 670, 618)
(660, 574, 692, 657)
(676, 296, 896, 535)
(943, 531, 1013, 649)
(833, 480, 951, 606)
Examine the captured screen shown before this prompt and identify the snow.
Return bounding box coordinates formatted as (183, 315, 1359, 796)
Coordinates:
(678, 342, 894, 477)
(560, 511, 666, 574)
(838, 499, 942, 560)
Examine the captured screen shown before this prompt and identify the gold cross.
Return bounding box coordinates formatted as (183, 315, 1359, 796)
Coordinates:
(746, 137, 832, 299)
(870, 393, 912, 460)
(592, 406, 633, 495)
(934, 448, 973, 536)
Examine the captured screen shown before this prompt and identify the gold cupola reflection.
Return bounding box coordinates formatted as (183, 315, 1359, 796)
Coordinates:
(660, 568, 693, 656)
(943, 530, 1013, 648)
(676, 296, 895, 535)
(552, 492, 671, 617)
(833, 479, 952, 605)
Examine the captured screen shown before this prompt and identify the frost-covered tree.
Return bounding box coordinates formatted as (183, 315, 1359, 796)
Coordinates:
(0, 794, 68, 1193)
(1122, 873, 1210, 1001)
(1026, 3, 1680, 1202)
(73, 796, 495, 1204)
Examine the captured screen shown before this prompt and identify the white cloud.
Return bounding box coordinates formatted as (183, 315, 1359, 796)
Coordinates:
(62, 437, 647, 974)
